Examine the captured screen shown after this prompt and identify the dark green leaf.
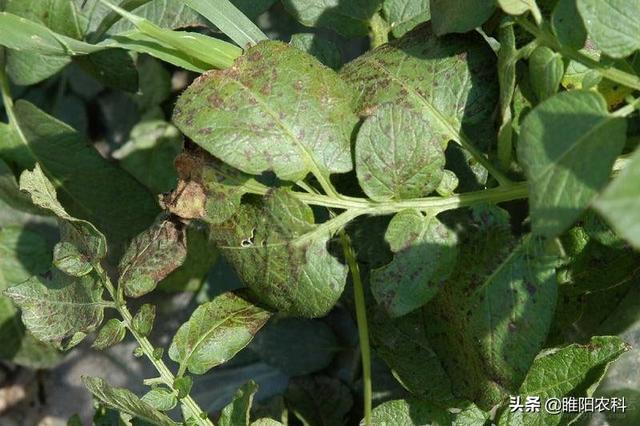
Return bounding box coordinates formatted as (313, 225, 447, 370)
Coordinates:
(83, 376, 179, 426)
(141, 388, 178, 412)
(497, 19, 517, 169)
(577, 0, 640, 58)
(552, 0, 587, 50)
(173, 41, 357, 182)
(285, 376, 353, 426)
(173, 375, 193, 399)
(383, 0, 430, 37)
(219, 381, 259, 426)
(430, 0, 496, 36)
(0, 157, 40, 213)
(518, 90, 626, 238)
(75, 48, 138, 92)
(528, 46, 564, 102)
(289, 33, 342, 70)
(169, 292, 271, 375)
(92, 318, 126, 350)
(371, 209, 457, 317)
(132, 303, 156, 338)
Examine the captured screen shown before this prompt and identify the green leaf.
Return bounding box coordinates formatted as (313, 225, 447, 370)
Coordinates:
(112, 121, 183, 194)
(0, 157, 40, 214)
(518, 90, 627, 238)
(289, 33, 342, 70)
(173, 41, 357, 182)
(173, 375, 192, 399)
(119, 216, 187, 298)
(219, 381, 259, 426)
(435, 170, 459, 196)
(20, 164, 107, 263)
(430, 0, 496, 36)
(230, 0, 278, 21)
(371, 209, 457, 317)
(141, 387, 178, 412)
(180, 0, 267, 48)
(577, 0, 640, 58)
(4, 269, 105, 348)
(498, 0, 542, 23)
(341, 25, 498, 173)
(252, 420, 284, 426)
(285, 376, 353, 426)
(75, 48, 138, 92)
(14, 101, 159, 260)
(92, 318, 126, 350)
(53, 241, 94, 277)
(382, 0, 430, 37)
(356, 104, 447, 201)
(499, 336, 630, 425)
(251, 318, 338, 376)
(552, 0, 587, 50)
(132, 303, 156, 338)
(281, 0, 383, 38)
(0, 226, 61, 368)
(497, 19, 517, 169)
(369, 399, 488, 425)
(169, 292, 271, 375)
(594, 146, 640, 250)
(209, 190, 348, 317)
(83, 376, 179, 426)
(528, 46, 564, 102)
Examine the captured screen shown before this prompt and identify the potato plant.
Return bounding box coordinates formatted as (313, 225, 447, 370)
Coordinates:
(0, 0, 639, 425)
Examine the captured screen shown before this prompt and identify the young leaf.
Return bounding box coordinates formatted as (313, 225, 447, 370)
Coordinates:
(141, 388, 178, 412)
(281, 0, 383, 38)
(173, 376, 193, 399)
(5, 269, 105, 348)
(53, 241, 94, 277)
(430, 0, 496, 36)
(371, 209, 458, 317)
(370, 399, 487, 425)
(594, 147, 640, 250)
(382, 0, 430, 38)
(355, 104, 446, 201)
(518, 90, 626, 238)
(173, 41, 357, 183)
(552, 0, 587, 50)
(118, 216, 187, 298)
(209, 190, 348, 317)
(92, 318, 126, 350)
(577, 0, 640, 58)
(132, 303, 156, 338)
(289, 33, 342, 70)
(499, 336, 630, 425)
(168, 292, 271, 375)
(528, 46, 564, 102)
(498, 0, 542, 23)
(219, 381, 259, 426)
(82, 376, 179, 426)
(285, 376, 353, 426)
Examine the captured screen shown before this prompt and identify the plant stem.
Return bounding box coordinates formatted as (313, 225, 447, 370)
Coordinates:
(339, 232, 372, 426)
(95, 265, 213, 426)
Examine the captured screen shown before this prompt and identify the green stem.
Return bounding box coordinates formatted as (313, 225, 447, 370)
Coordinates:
(339, 232, 372, 426)
(96, 265, 213, 426)
(516, 18, 640, 91)
(369, 12, 389, 48)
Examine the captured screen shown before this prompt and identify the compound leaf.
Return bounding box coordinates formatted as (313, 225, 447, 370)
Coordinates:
(173, 41, 357, 182)
(169, 292, 271, 375)
(518, 90, 626, 238)
(577, 0, 640, 58)
(430, 0, 496, 35)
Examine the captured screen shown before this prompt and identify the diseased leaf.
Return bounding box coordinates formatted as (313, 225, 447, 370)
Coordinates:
(285, 376, 353, 426)
(119, 216, 187, 298)
(83, 376, 179, 426)
(356, 104, 446, 201)
(5, 269, 104, 348)
(168, 292, 271, 375)
(369, 399, 488, 425)
(132, 303, 156, 338)
(594, 146, 640, 250)
(430, 0, 496, 36)
(141, 388, 177, 412)
(53, 241, 94, 277)
(552, 0, 587, 50)
(289, 33, 342, 70)
(281, 0, 383, 38)
(577, 0, 640, 58)
(219, 381, 259, 426)
(499, 336, 630, 426)
(92, 318, 126, 350)
(518, 90, 626, 238)
(383, 0, 430, 37)
(173, 41, 357, 182)
(210, 190, 348, 317)
(371, 209, 457, 317)
(341, 25, 498, 176)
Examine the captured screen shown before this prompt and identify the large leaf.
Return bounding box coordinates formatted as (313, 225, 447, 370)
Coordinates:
(422, 207, 558, 408)
(371, 209, 457, 317)
(118, 216, 187, 298)
(341, 25, 498, 173)
(173, 41, 357, 183)
(369, 399, 487, 425)
(13, 101, 159, 260)
(169, 292, 271, 375)
(219, 381, 259, 426)
(355, 104, 447, 201)
(518, 90, 626, 238)
(83, 376, 178, 426)
(430, 0, 496, 35)
(383, 0, 430, 37)
(552, 0, 587, 50)
(499, 336, 630, 426)
(209, 190, 348, 317)
(281, 0, 383, 38)
(5, 269, 104, 348)
(577, 0, 640, 58)
(594, 146, 640, 250)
